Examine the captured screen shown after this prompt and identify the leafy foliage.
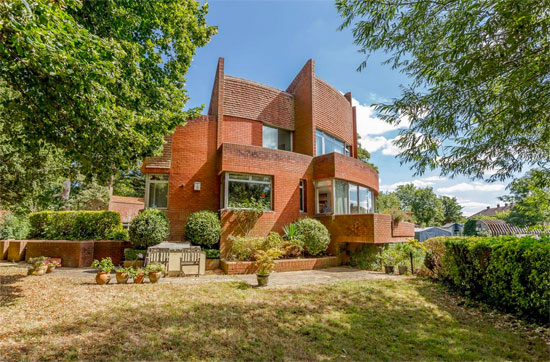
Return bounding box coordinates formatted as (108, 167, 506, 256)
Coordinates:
(357, 133, 378, 171)
(185, 210, 221, 248)
(28, 210, 122, 240)
(91, 257, 115, 273)
(128, 209, 169, 249)
(293, 218, 330, 256)
(228, 235, 265, 261)
(124, 248, 146, 261)
(395, 184, 444, 226)
(0, 212, 30, 240)
(376, 192, 401, 213)
(203, 249, 220, 259)
(337, 0, 550, 180)
(0, 0, 216, 203)
(439, 196, 464, 224)
(113, 169, 145, 198)
(255, 248, 283, 275)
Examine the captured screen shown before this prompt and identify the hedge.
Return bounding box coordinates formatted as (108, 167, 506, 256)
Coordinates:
(437, 235, 550, 323)
(29, 211, 123, 240)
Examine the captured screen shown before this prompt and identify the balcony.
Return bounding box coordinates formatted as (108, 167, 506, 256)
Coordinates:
(313, 152, 379, 192)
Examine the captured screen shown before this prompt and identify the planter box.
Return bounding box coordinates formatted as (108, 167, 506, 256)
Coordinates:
(0, 240, 9, 260)
(7, 241, 27, 262)
(206, 258, 220, 271)
(220, 256, 341, 275)
(123, 260, 144, 268)
(25, 240, 94, 268)
(94, 240, 132, 266)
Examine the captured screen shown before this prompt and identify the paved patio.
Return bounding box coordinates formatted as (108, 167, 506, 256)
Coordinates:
(1, 261, 410, 288)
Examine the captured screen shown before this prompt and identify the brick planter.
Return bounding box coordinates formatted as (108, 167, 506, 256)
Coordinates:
(206, 258, 220, 271)
(220, 256, 341, 275)
(26, 240, 94, 268)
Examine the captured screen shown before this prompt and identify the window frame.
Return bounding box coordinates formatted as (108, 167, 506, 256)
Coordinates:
(315, 178, 375, 216)
(145, 174, 169, 210)
(299, 179, 306, 213)
(223, 172, 273, 211)
(262, 124, 293, 152)
(315, 129, 350, 156)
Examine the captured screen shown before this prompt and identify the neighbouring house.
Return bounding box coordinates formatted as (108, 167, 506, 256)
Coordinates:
(414, 227, 453, 242)
(470, 203, 511, 218)
(142, 58, 414, 258)
(475, 219, 542, 237)
(108, 195, 144, 228)
(442, 222, 463, 236)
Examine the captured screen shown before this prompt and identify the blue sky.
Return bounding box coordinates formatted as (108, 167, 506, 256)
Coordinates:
(183, 0, 511, 216)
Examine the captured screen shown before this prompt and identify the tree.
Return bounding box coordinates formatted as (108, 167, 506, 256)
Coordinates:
(376, 192, 401, 212)
(113, 168, 145, 198)
(337, 0, 550, 181)
(439, 196, 464, 224)
(0, 1, 216, 202)
(394, 184, 444, 226)
(357, 133, 378, 171)
(500, 169, 550, 227)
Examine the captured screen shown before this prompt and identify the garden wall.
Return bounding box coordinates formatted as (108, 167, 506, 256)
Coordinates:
(220, 256, 341, 274)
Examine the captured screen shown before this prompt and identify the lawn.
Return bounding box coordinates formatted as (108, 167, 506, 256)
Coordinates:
(0, 267, 548, 361)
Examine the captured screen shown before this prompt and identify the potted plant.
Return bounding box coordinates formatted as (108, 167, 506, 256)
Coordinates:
(28, 256, 48, 276)
(146, 263, 165, 283)
(132, 268, 146, 284)
(254, 248, 282, 287)
(115, 267, 130, 284)
(398, 265, 408, 275)
(91, 258, 115, 285)
(45, 260, 60, 273)
(378, 247, 400, 274)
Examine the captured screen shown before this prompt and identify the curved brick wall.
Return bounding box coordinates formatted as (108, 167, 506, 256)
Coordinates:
(314, 77, 354, 146)
(223, 76, 295, 130)
(313, 153, 379, 194)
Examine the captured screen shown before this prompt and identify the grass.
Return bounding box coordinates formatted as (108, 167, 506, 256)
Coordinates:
(0, 266, 548, 361)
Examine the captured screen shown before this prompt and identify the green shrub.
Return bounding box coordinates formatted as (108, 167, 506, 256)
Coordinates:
(204, 249, 220, 259)
(124, 248, 147, 261)
(185, 210, 221, 248)
(128, 209, 169, 249)
(229, 235, 265, 261)
(0, 212, 30, 240)
(463, 219, 479, 236)
(262, 232, 284, 250)
(293, 218, 330, 256)
(349, 244, 383, 270)
(107, 229, 129, 241)
(437, 235, 550, 323)
(422, 237, 450, 279)
(29, 211, 122, 240)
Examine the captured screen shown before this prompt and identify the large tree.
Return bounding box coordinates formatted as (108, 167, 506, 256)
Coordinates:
(337, 0, 550, 181)
(394, 184, 444, 226)
(439, 195, 463, 224)
(0, 0, 216, 210)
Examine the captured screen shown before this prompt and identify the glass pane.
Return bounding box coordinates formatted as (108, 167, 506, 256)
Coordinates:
(299, 180, 304, 212)
(359, 186, 369, 214)
(228, 179, 271, 210)
(149, 182, 168, 208)
(278, 129, 292, 151)
(228, 173, 249, 181)
(251, 175, 271, 183)
(349, 184, 358, 214)
(316, 131, 323, 155)
(150, 174, 168, 181)
(317, 187, 332, 214)
(263, 125, 278, 149)
(335, 180, 349, 214)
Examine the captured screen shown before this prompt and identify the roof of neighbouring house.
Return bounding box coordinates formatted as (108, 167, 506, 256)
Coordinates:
(476, 219, 542, 236)
(143, 134, 172, 169)
(109, 196, 144, 223)
(110, 195, 145, 205)
(470, 204, 511, 218)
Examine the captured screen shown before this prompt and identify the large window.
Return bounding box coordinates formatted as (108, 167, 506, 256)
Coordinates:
(145, 174, 168, 209)
(263, 125, 292, 151)
(316, 129, 350, 156)
(318, 179, 375, 215)
(224, 173, 272, 210)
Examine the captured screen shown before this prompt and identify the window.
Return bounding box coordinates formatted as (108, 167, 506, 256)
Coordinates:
(317, 178, 375, 215)
(146, 174, 168, 209)
(263, 125, 292, 151)
(224, 173, 272, 210)
(315, 179, 333, 214)
(315, 129, 349, 156)
(299, 179, 306, 212)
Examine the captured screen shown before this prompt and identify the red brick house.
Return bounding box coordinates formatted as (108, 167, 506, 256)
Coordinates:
(142, 58, 414, 258)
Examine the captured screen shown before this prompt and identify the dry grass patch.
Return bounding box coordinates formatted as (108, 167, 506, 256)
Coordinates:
(0, 266, 548, 361)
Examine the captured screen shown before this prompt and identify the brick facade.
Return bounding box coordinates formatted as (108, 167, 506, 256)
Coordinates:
(142, 57, 414, 258)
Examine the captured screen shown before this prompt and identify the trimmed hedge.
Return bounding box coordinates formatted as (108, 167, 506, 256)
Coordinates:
(129, 209, 169, 249)
(185, 210, 221, 247)
(29, 211, 123, 240)
(294, 218, 330, 256)
(436, 235, 550, 323)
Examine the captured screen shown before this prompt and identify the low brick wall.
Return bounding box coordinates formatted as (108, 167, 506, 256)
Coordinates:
(93, 240, 132, 266)
(0, 240, 8, 260)
(206, 258, 220, 271)
(26, 240, 95, 268)
(392, 221, 415, 238)
(7, 241, 27, 262)
(220, 256, 341, 275)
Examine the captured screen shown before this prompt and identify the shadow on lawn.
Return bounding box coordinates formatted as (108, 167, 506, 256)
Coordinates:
(1, 279, 547, 361)
(0, 272, 26, 307)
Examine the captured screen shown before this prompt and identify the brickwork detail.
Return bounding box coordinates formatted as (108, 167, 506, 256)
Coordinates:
(221, 256, 341, 274)
(314, 77, 354, 146)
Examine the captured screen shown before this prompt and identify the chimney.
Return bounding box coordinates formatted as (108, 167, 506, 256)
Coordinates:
(486, 206, 490, 209)
(497, 203, 500, 208)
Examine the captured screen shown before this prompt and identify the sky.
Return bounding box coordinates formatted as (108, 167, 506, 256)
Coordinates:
(183, 0, 512, 216)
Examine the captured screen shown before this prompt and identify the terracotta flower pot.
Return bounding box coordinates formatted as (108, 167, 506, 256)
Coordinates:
(398, 265, 408, 275)
(46, 265, 56, 273)
(95, 272, 111, 285)
(148, 271, 162, 284)
(257, 273, 270, 287)
(384, 265, 395, 274)
(134, 273, 145, 284)
(116, 272, 129, 284)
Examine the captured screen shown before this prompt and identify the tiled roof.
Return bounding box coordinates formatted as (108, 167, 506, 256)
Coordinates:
(143, 134, 172, 169)
(471, 204, 511, 217)
(110, 196, 144, 205)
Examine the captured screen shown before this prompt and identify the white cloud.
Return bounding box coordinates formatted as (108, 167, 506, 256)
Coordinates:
(352, 98, 409, 137)
(379, 176, 447, 192)
(454, 198, 494, 217)
(437, 182, 505, 194)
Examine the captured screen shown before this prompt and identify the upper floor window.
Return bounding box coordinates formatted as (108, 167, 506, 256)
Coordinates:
(145, 174, 168, 209)
(263, 125, 292, 151)
(224, 172, 272, 210)
(316, 129, 350, 156)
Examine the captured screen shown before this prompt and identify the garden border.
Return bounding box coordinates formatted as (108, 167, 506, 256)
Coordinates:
(220, 256, 341, 274)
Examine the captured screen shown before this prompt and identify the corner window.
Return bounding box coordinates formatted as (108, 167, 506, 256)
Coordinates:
(318, 178, 375, 215)
(299, 179, 306, 212)
(224, 173, 272, 210)
(263, 125, 292, 151)
(145, 174, 168, 209)
(316, 129, 349, 156)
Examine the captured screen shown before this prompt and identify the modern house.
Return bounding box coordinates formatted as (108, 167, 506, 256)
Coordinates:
(142, 58, 414, 258)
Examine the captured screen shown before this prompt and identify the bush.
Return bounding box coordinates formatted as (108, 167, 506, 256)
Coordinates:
(29, 211, 122, 240)
(293, 218, 330, 256)
(262, 232, 284, 250)
(435, 235, 550, 323)
(349, 244, 383, 270)
(229, 235, 264, 261)
(204, 249, 220, 259)
(128, 209, 169, 249)
(124, 248, 147, 261)
(422, 237, 450, 279)
(107, 229, 129, 241)
(185, 210, 221, 248)
(0, 212, 30, 240)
